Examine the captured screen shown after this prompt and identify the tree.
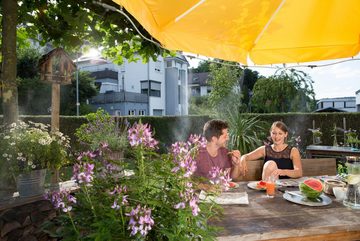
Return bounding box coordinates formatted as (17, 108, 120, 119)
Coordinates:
(241, 68, 261, 108)
(251, 69, 315, 113)
(1, 0, 18, 124)
(60, 71, 98, 115)
(190, 60, 211, 73)
(1, 0, 167, 124)
(208, 62, 243, 112)
(188, 95, 216, 116)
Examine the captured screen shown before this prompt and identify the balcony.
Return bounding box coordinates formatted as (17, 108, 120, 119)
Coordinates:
(90, 91, 148, 104)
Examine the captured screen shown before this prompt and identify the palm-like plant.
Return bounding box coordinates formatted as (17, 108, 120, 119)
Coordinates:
(225, 111, 268, 154)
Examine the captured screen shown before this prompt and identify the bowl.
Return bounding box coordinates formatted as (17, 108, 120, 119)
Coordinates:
(323, 179, 346, 195)
(333, 186, 347, 201)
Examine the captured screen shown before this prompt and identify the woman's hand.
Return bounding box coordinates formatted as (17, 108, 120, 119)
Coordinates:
(271, 169, 286, 177)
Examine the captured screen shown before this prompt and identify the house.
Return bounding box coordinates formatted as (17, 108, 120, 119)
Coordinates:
(76, 54, 189, 116)
(315, 97, 356, 112)
(356, 89, 360, 112)
(188, 72, 211, 97)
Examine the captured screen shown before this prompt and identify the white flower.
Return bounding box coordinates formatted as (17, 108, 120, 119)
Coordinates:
(3, 153, 8, 157)
(31, 165, 36, 169)
(4, 135, 10, 139)
(10, 142, 15, 146)
(28, 161, 33, 166)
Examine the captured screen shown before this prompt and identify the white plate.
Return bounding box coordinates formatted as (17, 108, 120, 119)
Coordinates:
(276, 179, 299, 187)
(247, 181, 266, 190)
(283, 191, 332, 206)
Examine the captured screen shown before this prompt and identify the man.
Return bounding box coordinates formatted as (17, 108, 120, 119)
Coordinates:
(194, 119, 241, 180)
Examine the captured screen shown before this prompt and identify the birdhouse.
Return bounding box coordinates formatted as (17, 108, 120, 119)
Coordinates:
(39, 48, 76, 85)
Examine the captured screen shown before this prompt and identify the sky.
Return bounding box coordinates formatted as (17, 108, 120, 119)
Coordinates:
(186, 54, 360, 100)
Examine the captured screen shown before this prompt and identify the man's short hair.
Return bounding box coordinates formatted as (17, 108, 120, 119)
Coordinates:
(203, 119, 229, 142)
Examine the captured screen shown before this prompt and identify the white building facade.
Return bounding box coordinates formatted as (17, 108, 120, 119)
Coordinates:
(356, 89, 360, 112)
(77, 54, 189, 116)
(316, 97, 356, 112)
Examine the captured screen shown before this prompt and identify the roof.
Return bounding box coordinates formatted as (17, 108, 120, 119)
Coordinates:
(188, 72, 210, 85)
(38, 48, 76, 69)
(314, 107, 346, 113)
(316, 96, 355, 104)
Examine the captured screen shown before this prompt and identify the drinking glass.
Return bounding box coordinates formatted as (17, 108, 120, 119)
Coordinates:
(266, 175, 276, 198)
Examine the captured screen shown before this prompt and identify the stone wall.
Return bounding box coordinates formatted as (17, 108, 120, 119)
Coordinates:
(0, 200, 57, 241)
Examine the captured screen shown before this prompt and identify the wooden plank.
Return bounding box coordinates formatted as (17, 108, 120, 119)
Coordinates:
(235, 158, 336, 181)
(235, 160, 263, 181)
(301, 158, 336, 176)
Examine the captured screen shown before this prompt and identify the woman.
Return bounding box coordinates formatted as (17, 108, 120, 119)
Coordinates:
(240, 121, 302, 180)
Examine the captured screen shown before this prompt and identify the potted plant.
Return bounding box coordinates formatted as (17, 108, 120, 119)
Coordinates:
(345, 129, 358, 149)
(75, 109, 128, 160)
(309, 128, 322, 144)
(0, 121, 71, 197)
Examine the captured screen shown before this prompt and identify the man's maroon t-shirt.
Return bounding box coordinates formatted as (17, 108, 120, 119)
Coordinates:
(194, 146, 232, 178)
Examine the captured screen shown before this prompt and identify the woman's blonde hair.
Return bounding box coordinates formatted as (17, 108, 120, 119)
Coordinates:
(270, 121, 289, 134)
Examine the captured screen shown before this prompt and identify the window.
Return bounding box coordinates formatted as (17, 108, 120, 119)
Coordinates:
(128, 110, 136, 116)
(166, 60, 172, 68)
(153, 109, 163, 116)
(139, 110, 146, 116)
(178, 69, 186, 81)
(141, 80, 161, 97)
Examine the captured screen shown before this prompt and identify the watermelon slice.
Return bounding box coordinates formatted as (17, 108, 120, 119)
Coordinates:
(228, 182, 238, 188)
(256, 180, 267, 189)
(299, 178, 323, 199)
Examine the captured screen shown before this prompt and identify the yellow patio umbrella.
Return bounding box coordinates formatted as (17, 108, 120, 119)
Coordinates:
(112, 0, 360, 65)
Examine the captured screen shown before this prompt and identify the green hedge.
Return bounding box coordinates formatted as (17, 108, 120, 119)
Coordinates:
(2, 113, 359, 153)
(1, 115, 211, 152)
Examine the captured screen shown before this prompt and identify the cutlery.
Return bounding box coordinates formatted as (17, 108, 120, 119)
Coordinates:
(285, 191, 304, 198)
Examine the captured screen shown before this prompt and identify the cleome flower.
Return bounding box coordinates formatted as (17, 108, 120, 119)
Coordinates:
(127, 122, 158, 149)
(126, 205, 155, 237)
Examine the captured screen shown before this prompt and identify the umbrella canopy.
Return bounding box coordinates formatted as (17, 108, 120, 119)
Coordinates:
(113, 0, 360, 65)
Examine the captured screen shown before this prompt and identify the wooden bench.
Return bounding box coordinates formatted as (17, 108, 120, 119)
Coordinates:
(235, 158, 337, 181)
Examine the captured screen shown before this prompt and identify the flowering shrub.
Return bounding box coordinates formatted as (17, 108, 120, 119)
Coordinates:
(45, 123, 221, 240)
(75, 109, 128, 152)
(0, 121, 71, 176)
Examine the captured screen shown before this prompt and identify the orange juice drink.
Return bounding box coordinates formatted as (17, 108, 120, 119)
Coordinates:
(266, 182, 276, 197)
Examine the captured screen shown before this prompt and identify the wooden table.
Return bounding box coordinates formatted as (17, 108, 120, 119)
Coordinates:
(306, 145, 360, 159)
(213, 182, 360, 241)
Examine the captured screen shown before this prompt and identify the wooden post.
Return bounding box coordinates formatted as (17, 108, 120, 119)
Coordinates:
(312, 120, 315, 144)
(51, 83, 60, 132)
(50, 59, 60, 188)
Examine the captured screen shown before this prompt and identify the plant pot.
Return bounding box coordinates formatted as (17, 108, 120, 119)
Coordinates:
(17, 169, 47, 197)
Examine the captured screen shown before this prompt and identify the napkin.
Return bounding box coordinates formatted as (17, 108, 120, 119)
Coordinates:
(199, 190, 249, 205)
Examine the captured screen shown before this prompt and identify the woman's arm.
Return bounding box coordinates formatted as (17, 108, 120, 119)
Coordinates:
(272, 147, 303, 178)
(239, 146, 265, 175)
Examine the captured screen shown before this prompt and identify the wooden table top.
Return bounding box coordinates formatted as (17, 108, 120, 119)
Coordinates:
(213, 182, 360, 241)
